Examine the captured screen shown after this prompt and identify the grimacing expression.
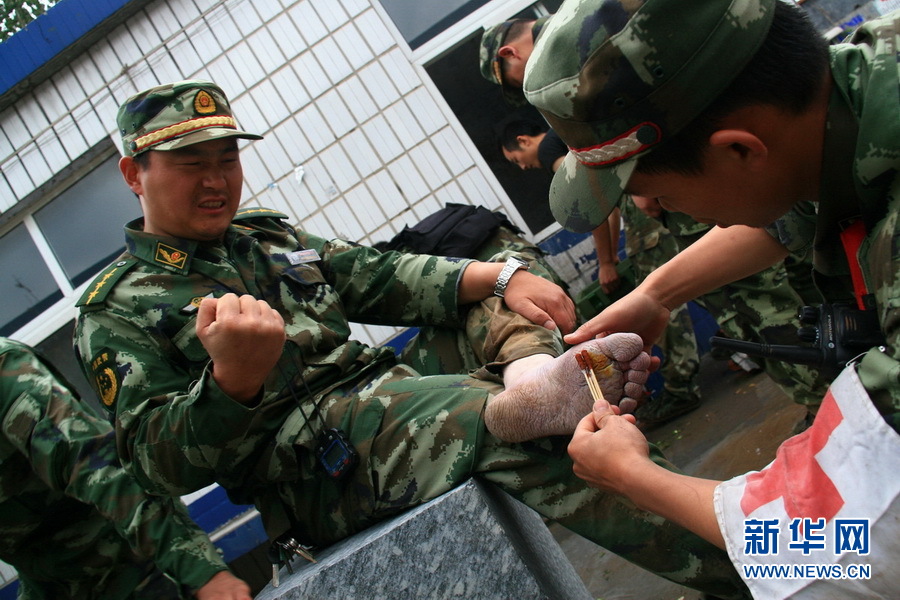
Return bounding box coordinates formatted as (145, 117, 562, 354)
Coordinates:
(122, 138, 243, 241)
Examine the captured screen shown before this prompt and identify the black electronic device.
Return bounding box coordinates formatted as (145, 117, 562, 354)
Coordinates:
(710, 303, 885, 379)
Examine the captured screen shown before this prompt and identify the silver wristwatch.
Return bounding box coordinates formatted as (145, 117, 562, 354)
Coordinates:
(493, 257, 529, 298)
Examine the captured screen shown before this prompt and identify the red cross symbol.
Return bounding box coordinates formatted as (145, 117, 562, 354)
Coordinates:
(740, 389, 845, 520)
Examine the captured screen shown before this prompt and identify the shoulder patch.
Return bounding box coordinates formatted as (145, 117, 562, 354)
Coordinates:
(89, 349, 121, 410)
(234, 207, 288, 221)
(77, 257, 139, 308)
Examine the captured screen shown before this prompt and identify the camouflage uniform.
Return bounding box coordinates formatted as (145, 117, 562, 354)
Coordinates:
(618, 200, 702, 420)
(0, 338, 226, 600)
(74, 210, 746, 598)
(768, 10, 900, 430)
(662, 211, 830, 411)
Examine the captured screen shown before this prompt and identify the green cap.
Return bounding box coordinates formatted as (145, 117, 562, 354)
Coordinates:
(117, 80, 262, 157)
(479, 17, 551, 106)
(524, 0, 776, 233)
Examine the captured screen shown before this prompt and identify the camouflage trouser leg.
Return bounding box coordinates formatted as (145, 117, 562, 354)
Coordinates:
(271, 369, 746, 599)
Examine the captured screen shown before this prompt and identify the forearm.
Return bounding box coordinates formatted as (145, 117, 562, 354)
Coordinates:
(620, 460, 725, 549)
(592, 221, 617, 266)
(642, 225, 788, 310)
(458, 261, 507, 304)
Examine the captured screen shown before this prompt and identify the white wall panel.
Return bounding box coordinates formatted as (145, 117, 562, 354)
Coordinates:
(110, 26, 146, 67)
(361, 114, 403, 163)
(311, 38, 354, 86)
(316, 89, 354, 137)
(228, 43, 266, 89)
(52, 69, 85, 111)
(204, 6, 243, 52)
(167, 34, 205, 78)
(326, 196, 365, 241)
(318, 142, 358, 192)
(146, 48, 183, 85)
(365, 169, 407, 219)
(408, 141, 451, 190)
(382, 101, 425, 148)
(292, 51, 331, 100)
(244, 80, 285, 130)
(354, 9, 393, 55)
(1, 108, 30, 152)
(226, 0, 263, 36)
(331, 24, 373, 71)
(129, 13, 164, 55)
(380, 48, 419, 95)
(271, 116, 314, 167)
(294, 104, 332, 154)
(340, 129, 379, 179)
(308, 0, 349, 33)
(287, 1, 328, 46)
(269, 65, 310, 109)
(165, 0, 201, 27)
(404, 88, 445, 136)
(299, 206, 336, 239)
(356, 61, 399, 110)
(339, 0, 369, 18)
(246, 29, 288, 77)
(267, 13, 308, 61)
(150, 3, 183, 39)
(183, 17, 223, 55)
(53, 115, 88, 161)
(69, 103, 106, 150)
(386, 154, 429, 203)
(343, 182, 385, 237)
(455, 168, 502, 209)
(428, 128, 469, 176)
(16, 100, 50, 138)
(337, 76, 377, 124)
(4, 154, 33, 200)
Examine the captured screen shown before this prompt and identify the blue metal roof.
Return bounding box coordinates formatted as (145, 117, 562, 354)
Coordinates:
(0, 0, 132, 97)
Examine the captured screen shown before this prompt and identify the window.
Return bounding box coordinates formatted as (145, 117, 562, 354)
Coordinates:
(0, 151, 138, 340)
(380, 0, 491, 49)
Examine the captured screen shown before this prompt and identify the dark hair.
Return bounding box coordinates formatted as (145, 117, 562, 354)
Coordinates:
(498, 118, 545, 151)
(636, 1, 829, 176)
(132, 150, 152, 168)
(500, 19, 536, 82)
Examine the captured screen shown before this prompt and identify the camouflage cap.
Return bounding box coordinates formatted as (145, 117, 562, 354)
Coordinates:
(479, 16, 551, 106)
(524, 0, 776, 233)
(117, 80, 262, 157)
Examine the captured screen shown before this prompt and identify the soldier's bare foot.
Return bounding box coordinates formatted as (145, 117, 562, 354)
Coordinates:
(485, 333, 649, 442)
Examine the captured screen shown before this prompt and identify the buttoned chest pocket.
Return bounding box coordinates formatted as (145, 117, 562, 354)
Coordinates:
(279, 264, 348, 344)
(171, 315, 209, 377)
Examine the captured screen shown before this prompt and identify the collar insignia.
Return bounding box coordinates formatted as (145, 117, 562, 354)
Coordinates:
(155, 243, 188, 269)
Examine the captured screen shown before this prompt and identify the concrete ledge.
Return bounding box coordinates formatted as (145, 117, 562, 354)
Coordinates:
(255, 479, 591, 600)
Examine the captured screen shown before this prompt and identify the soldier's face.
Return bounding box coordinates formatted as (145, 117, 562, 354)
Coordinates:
(502, 137, 541, 170)
(121, 138, 243, 241)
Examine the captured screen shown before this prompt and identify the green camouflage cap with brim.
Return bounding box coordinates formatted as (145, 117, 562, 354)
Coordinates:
(117, 80, 262, 157)
(524, 0, 776, 233)
(479, 16, 551, 106)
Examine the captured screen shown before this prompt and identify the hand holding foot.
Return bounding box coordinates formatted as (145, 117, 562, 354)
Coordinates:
(485, 333, 650, 442)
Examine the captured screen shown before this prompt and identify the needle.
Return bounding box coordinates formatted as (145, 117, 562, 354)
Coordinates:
(575, 350, 605, 403)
